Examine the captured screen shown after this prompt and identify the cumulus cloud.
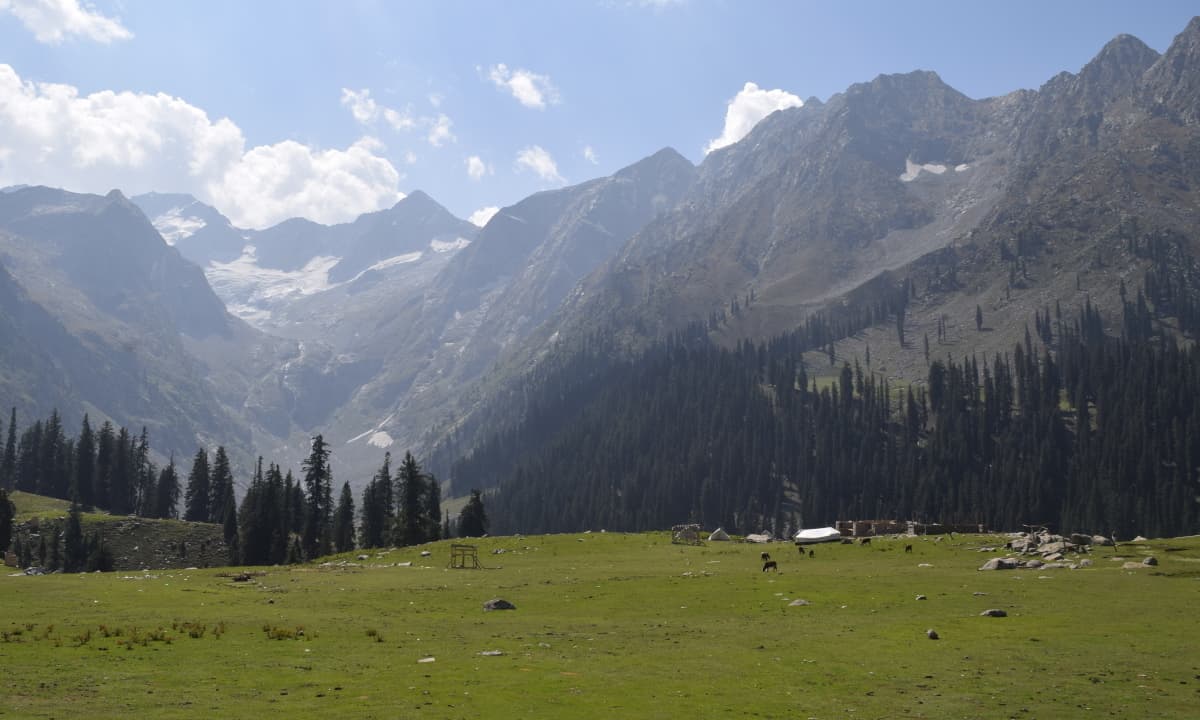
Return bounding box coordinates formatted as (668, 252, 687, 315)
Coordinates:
(0, 0, 132, 44)
(0, 64, 404, 228)
(515, 145, 564, 184)
(468, 205, 500, 227)
(487, 63, 559, 110)
(465, 155, 491, 181)
(426, 113, 454, 147)
(582, 145, 598, 164)
(704, 81, 802, 155)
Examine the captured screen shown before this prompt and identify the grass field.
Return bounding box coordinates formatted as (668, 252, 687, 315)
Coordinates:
(2, 531, 1198, 719)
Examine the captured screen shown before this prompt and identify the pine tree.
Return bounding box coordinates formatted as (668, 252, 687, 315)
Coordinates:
(15, 420, 42, 493)
(395, 451, 426, 546)
(155, 457, 180, 519)
(301, 435, 332, 559)
(74, 415, 96, 508)
(94, 421, 115, 511)
(976, 304, 984, 332)
(208, 447, 234, 525)
(458, 489, 488, 538)
(359, 453, 393, 548)
(183, 448, 210, 522)
(333, 481, 356, 553)
(110, 426, 133, 515)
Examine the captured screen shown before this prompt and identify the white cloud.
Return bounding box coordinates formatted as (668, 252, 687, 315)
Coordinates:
(466, 155, 491, 181)
(428, 92, 443, 108)
(704, 81, 803, 155)
(487, 63, 559, 110)
(340, 88, 378, 124)
(583, 145, 598, 164)
(468, 206, 500, 227)
(383, 106, 415, 131)
(403, 150, 417, 165)
(0, 0, 132, 44)
(0, 64, 404, 229)
(515, 145, 564, 184)
(426, 113, 454, 147)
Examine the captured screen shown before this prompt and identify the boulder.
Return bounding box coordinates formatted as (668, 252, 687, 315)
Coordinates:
(980, 609, 1008, 617)
(1132, 536, 1148, 542)
(926, 629, 939, 640)
(1142, 556, 1158, 567)
(1043, 552, 1063, 562)
(1041, 562, 1068, 569)
(978, 557, 1020, 571)
(1079, 559, 1093, 568)
(1069, 533, 1092, 546)
(1023, 559, 1045, 569)
(483, 598, 516, 611)
(1039, 541, 1067, 556)
(1092, 535, 1114, 546)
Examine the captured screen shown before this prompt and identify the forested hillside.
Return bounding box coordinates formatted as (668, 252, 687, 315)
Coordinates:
(451, 286, 1199, 539)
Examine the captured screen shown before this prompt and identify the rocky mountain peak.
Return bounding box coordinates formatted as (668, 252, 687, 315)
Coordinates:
(1143, 16, 1200, 123)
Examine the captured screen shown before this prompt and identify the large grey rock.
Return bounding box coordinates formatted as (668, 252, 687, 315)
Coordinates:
(1092, 535, 1114, 546)
(978, 557, 1020, 571)
(1069, 533, 1093, 546)
(483, 598, 516, 611)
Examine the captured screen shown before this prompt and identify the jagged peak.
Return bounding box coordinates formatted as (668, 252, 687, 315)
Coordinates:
(615, 146, 694, 181)
(1080, 32, 1159, 81)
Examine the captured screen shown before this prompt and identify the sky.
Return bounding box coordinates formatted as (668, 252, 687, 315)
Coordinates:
(0, 0, 1196, 229)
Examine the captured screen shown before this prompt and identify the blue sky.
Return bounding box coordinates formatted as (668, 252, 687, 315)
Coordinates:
(0, 1, 1196, 228)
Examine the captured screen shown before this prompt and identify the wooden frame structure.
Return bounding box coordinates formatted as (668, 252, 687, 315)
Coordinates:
(448, 543, 481, 569)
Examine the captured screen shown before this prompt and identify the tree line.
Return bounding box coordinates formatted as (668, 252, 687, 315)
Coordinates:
(0, 415, 489, 570)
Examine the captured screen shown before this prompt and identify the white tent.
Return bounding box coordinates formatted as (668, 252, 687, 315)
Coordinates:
(708, 527, 730, 541)
(793, 526, 843, 544)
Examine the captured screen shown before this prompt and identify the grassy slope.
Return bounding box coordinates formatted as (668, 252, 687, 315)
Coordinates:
(2, 532, 1198, 719)
(8, 491, 228, 570)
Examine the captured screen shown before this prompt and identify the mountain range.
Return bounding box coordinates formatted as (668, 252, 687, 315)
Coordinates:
(2, 17, 1199, 511)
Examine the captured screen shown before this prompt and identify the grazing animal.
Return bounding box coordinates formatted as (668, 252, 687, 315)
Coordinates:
(808, 550, 815, 558)
(904, 544, 913, 554)
(797, 545, 806, 556)
(761, 551, 771, 561)
(762, 560, 778, 572)
(860, 537, 871, 545)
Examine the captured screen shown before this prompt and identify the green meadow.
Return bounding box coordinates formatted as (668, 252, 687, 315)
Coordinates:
(2, 531, 1198, 719)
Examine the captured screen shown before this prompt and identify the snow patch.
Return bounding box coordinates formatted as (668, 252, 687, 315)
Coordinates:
(152, 206, 207, 245)
(367, 431, 394, 449)
(430, 236, 471, 253)
(899, 159, 948, 182)
(347, 414, 396, 445)
(955, 163, 971, 172)
(345, 252, 424, 283)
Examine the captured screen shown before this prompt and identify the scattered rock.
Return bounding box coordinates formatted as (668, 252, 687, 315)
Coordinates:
(980, 609, 1008, 617)
(420, 550, 432, 557)
(1041, 562, 1068, 569)
(1023, 559, 1045, 569)
(483, 598, 516, 611)
(1142, 556, 1158, 566)
(478, 650, 504, 656)
(1069, 533, 1092, 546)
(1122, 561, 1145, 570)
(915, 595, 927, 601)
(1078, 559, 1093, 568)
(918, 563, 933, 568)
(1092, 535, 1114, 546)
(417, 657, 436, 663)
(1132, 536, 1148, 543)
(357, 554, 369, 561)
(978, 557, 1020, 571)
(789, 599, 811, 606)
(972, 591, 987, 596)
(926, 629, 939, 640)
